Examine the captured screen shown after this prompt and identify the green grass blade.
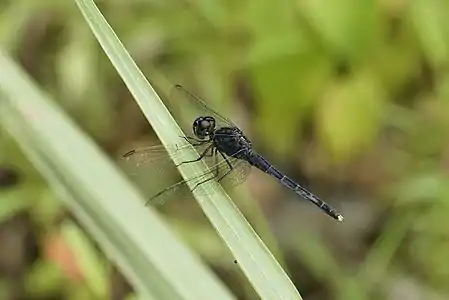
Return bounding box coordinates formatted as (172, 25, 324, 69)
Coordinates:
(0, 49, 235, 300)
(73, 0, 302, 298)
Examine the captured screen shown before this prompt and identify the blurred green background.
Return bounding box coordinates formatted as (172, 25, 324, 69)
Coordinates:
(1, 0, 449, 299)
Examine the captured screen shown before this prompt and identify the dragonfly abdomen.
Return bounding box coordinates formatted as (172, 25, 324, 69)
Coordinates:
(249, 153, 344, 221)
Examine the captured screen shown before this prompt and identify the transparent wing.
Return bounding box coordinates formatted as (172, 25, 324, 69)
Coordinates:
(121, 143, 208, 169)
(121, 141, 219, 177)
(120, 143, 251, 205)
(119, 143, 206, 198)
(167, 85, 237, 137)
(147, 153, 251, 206)
(218, 157, 251, 190)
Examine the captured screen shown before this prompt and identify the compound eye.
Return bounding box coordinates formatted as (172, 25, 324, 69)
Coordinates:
(200, 119, 210, 130)
(205, 117, 215, 129)
(192, 116, 216, 139)
(193, 117, 208, 139)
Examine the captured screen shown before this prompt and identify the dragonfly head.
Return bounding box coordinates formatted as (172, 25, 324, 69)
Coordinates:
(193, 116, 216, 139)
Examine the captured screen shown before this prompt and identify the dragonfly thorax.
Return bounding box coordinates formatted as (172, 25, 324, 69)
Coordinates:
(193, 116, 216, 139)
(213, 127, 252, 159)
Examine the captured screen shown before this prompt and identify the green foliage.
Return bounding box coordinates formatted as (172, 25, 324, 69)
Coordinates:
(0, 49, 235, 299)
(74, 0, 301, 298)
(1, 0, 449, 299)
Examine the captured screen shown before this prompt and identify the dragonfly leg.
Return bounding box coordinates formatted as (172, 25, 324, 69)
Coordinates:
(175, 144, 213, 167)
(145, 180, 187, 206)
(191, 149, 240, 191)
(181, 136, 206, 146)
(217, 151, 234, 182)
(191, 149, 220, 192)
(146, 150, 217, 206)
(192, 150, 241, 191)
(122, 150, 136, 157)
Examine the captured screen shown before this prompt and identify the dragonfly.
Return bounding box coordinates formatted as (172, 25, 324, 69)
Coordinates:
(122, 84, 344, 221)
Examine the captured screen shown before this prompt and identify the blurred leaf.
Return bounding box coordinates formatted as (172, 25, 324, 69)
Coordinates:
(436, 74, 449, 128)
(373, 21, 422, 98)
(57, 24, 95, 102)
(0, 49, 234, 299)
(24, 261, 66, 297)
(336, 278, 369, 300)
(0, 189, 29, 222)
(410, 0, 449, 67)
(31, 189, 64, 227)
(243, 0, 297, 37)
(250, 45, 332, 154)
(44, 230, 83, 282)
(317, 71, 385, 161)
(300, 0, 379, 59)
(190, 0, 228, 28)
(396, 173, 446, 206)
(292, 230, 366, 300)
(245, 1, 333, 154)
(358, 211, 418, 289)
(66, 283, 94, 300)
(0, 1, 36, 52)
(125, 294, 138, 300)
(74, 0, 303, 298)
(408, 204, 449, 290)
(0, 280, 9, 300)
(61, 220, 109, 298)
